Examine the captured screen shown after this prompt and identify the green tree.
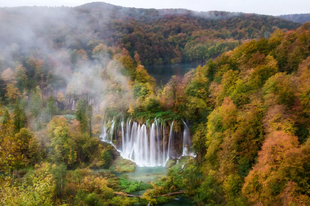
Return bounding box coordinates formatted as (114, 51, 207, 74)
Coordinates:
(30, 87, 42, 119)
(15, 65, 28, 93)
(13, 101, 27, 133)
(0, 128, 33, 174)
(2, 108, 11, 125)
(0, 163, 55, 206)
(46, 95, 57, 121)
(87, 105, 93, 137)
(47, 116, 71, 164)
(75, 100, 88, 133)
(51, 164, 67, 201)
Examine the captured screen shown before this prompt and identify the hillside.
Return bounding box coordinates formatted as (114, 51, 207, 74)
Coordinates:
(279, 13, 310, 23)
(159, 22, 310, 205)
(75, 2, 302, 65)
(0, 2, 301, 67)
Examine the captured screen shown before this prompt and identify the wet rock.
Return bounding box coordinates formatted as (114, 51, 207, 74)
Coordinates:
(110, 157, 136, 173)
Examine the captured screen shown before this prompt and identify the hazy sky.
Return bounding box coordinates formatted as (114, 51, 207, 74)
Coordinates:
(0, 0, 309, 16)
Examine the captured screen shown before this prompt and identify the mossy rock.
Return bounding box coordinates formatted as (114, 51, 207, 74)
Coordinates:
(110, 157, 136, 173)
(166, 159, 177, 168)
(170, 156, 190, 170)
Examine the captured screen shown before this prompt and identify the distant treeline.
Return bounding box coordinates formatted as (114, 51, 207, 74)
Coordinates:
(0, 3, 301, 67)
(279, 13, 310, 24)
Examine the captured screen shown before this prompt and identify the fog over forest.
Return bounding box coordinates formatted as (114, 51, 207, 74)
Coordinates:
(1, 2, 310, 206)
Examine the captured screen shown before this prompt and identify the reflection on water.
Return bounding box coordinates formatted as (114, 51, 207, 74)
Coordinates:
(114, 166, 168, 182)
(145, 63, 201, 85)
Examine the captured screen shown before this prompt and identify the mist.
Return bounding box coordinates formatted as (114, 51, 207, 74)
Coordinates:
(0, 5, 138, 123)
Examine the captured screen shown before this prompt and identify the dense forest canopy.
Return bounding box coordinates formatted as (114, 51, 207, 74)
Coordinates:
(164, 22, 310, 205)
(1, 2, 310, 206)
(0, 2, 300, 67)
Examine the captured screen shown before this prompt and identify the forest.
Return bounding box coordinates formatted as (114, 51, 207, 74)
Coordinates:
(1, 2, 310, 206)
(0, 2, 300, 66)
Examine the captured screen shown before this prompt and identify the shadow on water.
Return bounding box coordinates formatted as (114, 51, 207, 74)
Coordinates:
(145, 63, 201, 86)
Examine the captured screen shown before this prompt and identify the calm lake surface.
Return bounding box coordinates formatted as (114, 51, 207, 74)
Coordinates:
(114, 166, 168, 182)
(145, 63, 201, 85)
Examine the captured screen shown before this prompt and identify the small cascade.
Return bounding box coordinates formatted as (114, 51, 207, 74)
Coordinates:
(182, 121, 193, 156)
(72, 100, 75, 111)
(150, 123, 156, 165)
(100, 119, 193, 167)
(101, 124, 108, 141)
(121, 121, 125, 152)
(162, 123, 166, 165)
(110, 119, 115, 143)
(156, 119, 161, 166)
(166, 121, 174, 166)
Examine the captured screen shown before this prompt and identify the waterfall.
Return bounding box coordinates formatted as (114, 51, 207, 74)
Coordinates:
(165, 121, 174, 166)
(125, 119, 131, 155)
(162, 123, 165, 165)
(121, 121, 125, 152)
(110, 119, 115, 144)
(143, 124, 149, 163)
(100, 119, 193, 167)
(182, 121, 193, 156)
(101, 124, 108, 141)
(150, 123, 156, 166)
(72, 100, 75, 110)
(156, 119, 161, 167)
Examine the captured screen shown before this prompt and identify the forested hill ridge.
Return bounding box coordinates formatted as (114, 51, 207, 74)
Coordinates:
(279, 13, 310, 23)
(0, 2, 300, 66)
(76, 2, 246, 22)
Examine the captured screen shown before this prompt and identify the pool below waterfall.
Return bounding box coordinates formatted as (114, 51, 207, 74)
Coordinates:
(114, 166, 168, 182)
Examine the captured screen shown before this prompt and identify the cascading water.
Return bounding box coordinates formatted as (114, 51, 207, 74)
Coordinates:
(72, 100, 75, 111)
(182, 121, 193, 156)
(110, 119, 115, 143)
(100, 119, 193, 167)
(121, 121, 125, 152)
(166, 121, 174, 165)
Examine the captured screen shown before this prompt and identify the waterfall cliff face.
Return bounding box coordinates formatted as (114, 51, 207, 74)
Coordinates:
(100, 119, 194, 167)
